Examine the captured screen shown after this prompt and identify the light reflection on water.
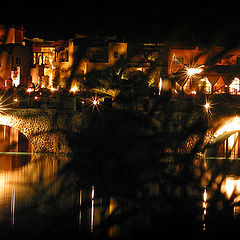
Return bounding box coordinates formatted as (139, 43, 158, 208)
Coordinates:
(0, 125, 117, 237)
(0, 125, 69, 231)
(4, 124, 240, 236)
(0, 125, 32, 225)
(202, 131, 240, 226)
(217, 131, 240, 204)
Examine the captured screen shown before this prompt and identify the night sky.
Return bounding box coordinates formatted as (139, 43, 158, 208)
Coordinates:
(0, 1, 239, 44)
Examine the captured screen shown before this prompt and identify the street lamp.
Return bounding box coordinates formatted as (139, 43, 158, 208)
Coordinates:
(187, 67, 203, 77)
(26, 88, 33, 107)
(185, 65, 204, 93)
(93, 99, 99, 106)
(204, 102, 210, 111)
(203, 100, 212, 114)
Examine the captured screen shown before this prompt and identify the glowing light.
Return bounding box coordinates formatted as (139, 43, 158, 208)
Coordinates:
(70, 85, 78, 93)
(50, 86, 57, 92)
(158, 77, 162, 95)
(93, 99, 98, 105)
(187, 67, 203, 77)
(202, 187, 208, 216)
(11, 189, 15, 226)
(204, 102, 210, 112)
(215, 116, 240, 137)
(0, 91, 19, 113)
(79, 190, 83, 226)
(91, 185, 95, 232)
(11, 67, 20, 87)
(221, 176, 240, 199)
(89, 96, 101, 112)
(229, 77, 240, 95)
(181, 65, 204, 94)
(26, 88, 33, 93)
(203, 187, 207, 202)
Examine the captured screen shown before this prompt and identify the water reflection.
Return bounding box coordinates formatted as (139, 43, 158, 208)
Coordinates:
(216, 132, 240, 204)
(0, 125, 32, 171)
(202, 187, 207, 231)
(0, 126, 120, 237)
(77, 186, 118, 236)
(0, 125, 33, 229)
(217, 132, 240, 159)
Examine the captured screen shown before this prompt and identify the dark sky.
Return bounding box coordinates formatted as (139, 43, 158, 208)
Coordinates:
(1, 1, 239, 44)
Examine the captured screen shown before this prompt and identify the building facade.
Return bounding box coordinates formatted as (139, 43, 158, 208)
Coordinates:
(1, 25, 240, 96)
(168, 45, 240, 95)
(0, 26, 31, 89)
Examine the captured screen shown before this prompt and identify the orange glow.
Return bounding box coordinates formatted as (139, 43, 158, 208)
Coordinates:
(91, 185, 95, 232)
(204, 101, 212, 113)
(215, 116, 240, 137)
(50, 86, 57, 92)
(158, 77, 162, 95)
(221, 176, 240, 199)
(202, 187, 208, 219)
(26, 88, 33, 93)
(70, 85, 78, 93)
(93, 99, 98, 105)
(229, 77, 240, 95)
(204, 102, 210, 110)
(187, 67, 203, 77)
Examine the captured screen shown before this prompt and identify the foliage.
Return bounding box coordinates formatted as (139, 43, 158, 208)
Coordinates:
(48, 92, 218, 238)
(39, 41, 240, 238)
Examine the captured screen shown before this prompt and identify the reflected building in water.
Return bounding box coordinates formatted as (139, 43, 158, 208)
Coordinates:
(0, 125, 32, 171)
(217, 132, 240, 159)
(0, 125, 116, 237)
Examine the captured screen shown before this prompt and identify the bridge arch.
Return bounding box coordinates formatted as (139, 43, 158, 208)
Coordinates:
(214, 116, 240, 138)
(0, 113, 29, 137)
(206, 116, 240, 158)
(0, 109, 73, 153)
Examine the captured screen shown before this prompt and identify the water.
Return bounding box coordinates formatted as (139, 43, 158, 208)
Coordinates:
(1, 124, 240, 238)
(0, 125, 115, 238)
(0, 125, 32, 223)
(0, 126, 70, 237)
(217, 132, 240, 159)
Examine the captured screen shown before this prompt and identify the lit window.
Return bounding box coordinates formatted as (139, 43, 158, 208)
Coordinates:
(199, 77, 211, 94)
(229, 77, 240, 95)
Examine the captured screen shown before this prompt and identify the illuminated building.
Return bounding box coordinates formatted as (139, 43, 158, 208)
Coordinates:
(30, 38, 67, 88)
(0, 26, 31, 88)
(74, 36, 127, 74)
(169, 45, 240, 95)
(2, 25, 240, 97)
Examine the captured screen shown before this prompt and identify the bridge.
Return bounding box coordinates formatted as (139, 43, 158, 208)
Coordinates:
(207, 116, 240, 156)
(0, 94, 239, 155)
(0, 109, 84, 153)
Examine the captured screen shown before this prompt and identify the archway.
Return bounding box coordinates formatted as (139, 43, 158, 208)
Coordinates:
(206, 116, 240, 159)
(205, 116, 240, 204)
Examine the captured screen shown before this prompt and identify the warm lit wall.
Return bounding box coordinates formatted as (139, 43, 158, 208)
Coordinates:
(0, 109, 86, 153)
(54, 40, 73, 88)
(84, 42, 127, 73)
(168, 46, 207, 74)
(0, 52, 11, 81)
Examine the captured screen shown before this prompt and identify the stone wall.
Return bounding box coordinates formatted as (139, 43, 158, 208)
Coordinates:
(0, 109, 85, 153)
